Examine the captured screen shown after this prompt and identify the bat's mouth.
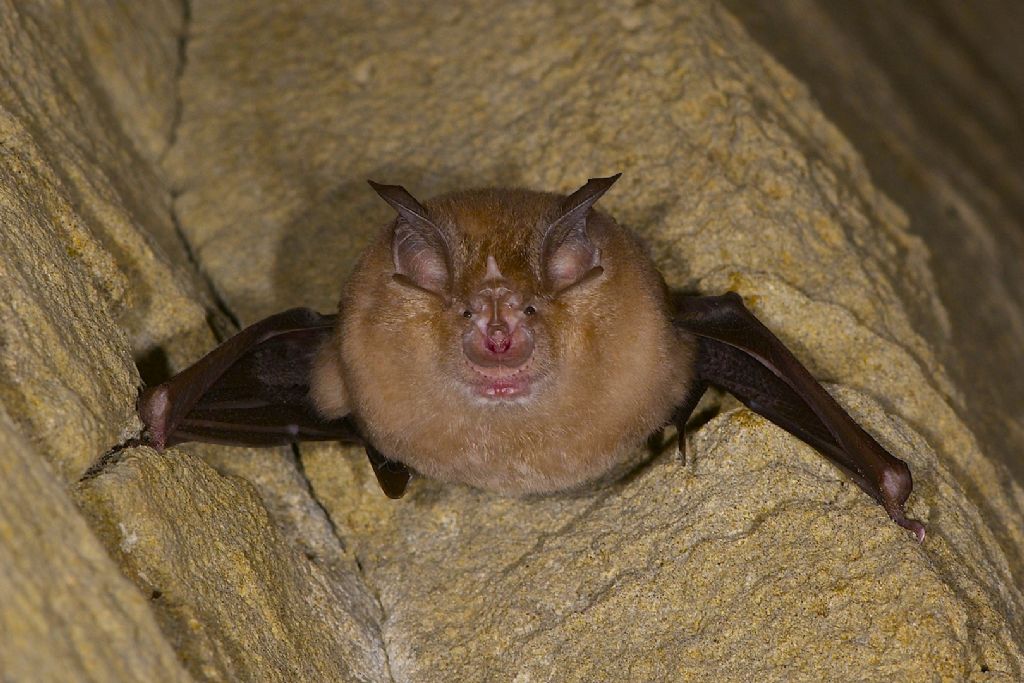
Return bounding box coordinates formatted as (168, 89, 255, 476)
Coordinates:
(462, 356, 536, 400)
(461, 323, 537, 400)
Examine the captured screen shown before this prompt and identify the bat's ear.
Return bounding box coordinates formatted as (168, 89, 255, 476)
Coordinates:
(541, 174, 621, 293)
(368, 180, 451, 295)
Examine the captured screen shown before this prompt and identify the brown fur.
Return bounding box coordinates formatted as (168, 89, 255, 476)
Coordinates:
(309, 337, 350, 419)
(313, 187, 695, 494)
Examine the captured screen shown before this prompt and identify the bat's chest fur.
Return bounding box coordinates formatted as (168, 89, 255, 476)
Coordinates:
(367, 400, 664, 494)
(356, 351, 691, 495)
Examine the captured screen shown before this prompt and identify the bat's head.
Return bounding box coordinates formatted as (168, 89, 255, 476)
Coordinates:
(364, 176, 622, 404)
(334, 175, 689, 491)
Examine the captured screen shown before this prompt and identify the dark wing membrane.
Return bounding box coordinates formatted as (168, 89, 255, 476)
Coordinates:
(365, 444, 413, 499)
(674, 293, 925, 541)
(138, 308, 361, 449)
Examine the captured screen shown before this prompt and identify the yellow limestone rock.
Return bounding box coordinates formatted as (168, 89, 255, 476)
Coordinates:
(0, 408, 193, 683)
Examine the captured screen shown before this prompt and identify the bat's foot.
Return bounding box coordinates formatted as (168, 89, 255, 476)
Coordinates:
(674, 429, 687, 466)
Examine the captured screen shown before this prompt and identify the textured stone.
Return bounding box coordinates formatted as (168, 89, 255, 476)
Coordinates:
(75, 447, 388, 683)
(723, 0, 1024, 503)
(67, 0, 185, 164)
(0, 407, 193, 683)
(167, 0, 1024, 680)
(0, 0, 207, 480)
(0, 3, 389, 681)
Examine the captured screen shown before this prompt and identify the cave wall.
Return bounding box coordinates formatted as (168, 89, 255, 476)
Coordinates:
(1, 1, 1022, 681)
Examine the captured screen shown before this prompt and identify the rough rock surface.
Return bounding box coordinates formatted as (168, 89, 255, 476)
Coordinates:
(0, 407, 193, 683)
(75, 447, 387, 683)
(724, 0, 1024, 494)
(2, 0, 1023, 681)
(0, 0, 205, 481)
(1, 2, 387, 681)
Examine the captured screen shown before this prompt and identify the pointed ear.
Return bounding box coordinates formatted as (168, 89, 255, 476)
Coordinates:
(368, 180, 450, 294)
(541, 174, 621, 293)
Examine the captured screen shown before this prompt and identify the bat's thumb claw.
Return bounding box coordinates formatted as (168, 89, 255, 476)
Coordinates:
(137, 385, 172, 451)
(907, 519, 927, 544)
(889, 508, 926, 543)
(878, 463, 925, 542)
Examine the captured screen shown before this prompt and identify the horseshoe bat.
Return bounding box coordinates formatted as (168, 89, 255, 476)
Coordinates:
(137, 175, 925, 540)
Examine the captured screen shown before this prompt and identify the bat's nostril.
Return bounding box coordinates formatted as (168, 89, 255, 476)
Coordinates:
(487, 325, 511, 353)
(485, 324, 507, 351)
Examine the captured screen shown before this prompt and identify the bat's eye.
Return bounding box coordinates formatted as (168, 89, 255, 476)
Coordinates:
(462, 310, 473, 318)
(524, 305, 536, 316)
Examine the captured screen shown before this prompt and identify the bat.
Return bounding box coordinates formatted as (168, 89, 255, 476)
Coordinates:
(136, 175, 925, 541)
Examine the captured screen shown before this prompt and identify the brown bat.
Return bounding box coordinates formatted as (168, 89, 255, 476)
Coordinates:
(137, 175, 925, 540)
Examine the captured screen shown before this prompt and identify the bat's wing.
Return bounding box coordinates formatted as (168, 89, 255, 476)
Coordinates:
(673, 293, 925, 541)
(138, 308, 352, 448)
(366, 443, 413, 499)
(136, 307, 411, 498)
